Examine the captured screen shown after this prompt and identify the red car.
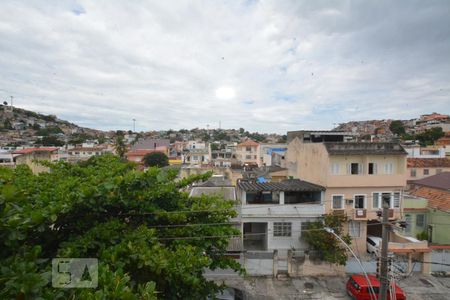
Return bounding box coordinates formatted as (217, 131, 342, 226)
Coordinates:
(346, 274, 406, 300)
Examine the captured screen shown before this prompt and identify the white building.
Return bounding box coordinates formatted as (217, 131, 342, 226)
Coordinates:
(236, 179, 325, 255)
(259, 143, 287, 167)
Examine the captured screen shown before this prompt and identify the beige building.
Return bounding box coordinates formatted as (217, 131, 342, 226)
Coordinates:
(287, 140, 408, 251)
(407, 158, 450, 181)
(236, 139, 260, 166)
(13, 147, 60, 174)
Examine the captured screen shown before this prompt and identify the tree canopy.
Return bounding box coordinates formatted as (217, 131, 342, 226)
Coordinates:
(142, 152, 169, 168)
(389, 120, 405, 136)
(0, 155, 241, 299)
(302, 214, 351, 266)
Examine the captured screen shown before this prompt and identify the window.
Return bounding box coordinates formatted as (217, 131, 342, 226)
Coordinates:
(372, 192, 380, 209)
(245, 155, 252, 159)
(410, 169, 416, 177)
(192, 156, 198, 161)
(423, 169, 429, 175)
(349, 221, 361, 237)
(254, 155, 257, 159)
(384, 163, 394, 174)
(416, 214, 425, 227)
(405, 215, 412, 233)
(393, 192, 401, 208)
(273, 222, 291, 237)
(354, 195, 365, 209)
(332, 195, 344, 209)
(350, 163, 361, 175)
(246, 146, 251, 152)
(331, 163, 340, 175)
(368, 163, 377, 175)
(436, 169, 442, 174)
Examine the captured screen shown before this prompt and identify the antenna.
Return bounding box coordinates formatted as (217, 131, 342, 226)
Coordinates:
(219, 120, 221, 129)
(132, 119, 136, 132)
(10, 96, 13, 107)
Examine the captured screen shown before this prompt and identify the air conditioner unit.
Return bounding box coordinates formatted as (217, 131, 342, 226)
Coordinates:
(346, 199, 354, 205)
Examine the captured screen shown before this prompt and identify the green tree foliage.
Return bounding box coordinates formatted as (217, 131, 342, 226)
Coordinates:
(36, 136, 65, 147)
(113, 135, 127, 158)
(415, 127, 445, 146)
(210, 143, 220, 151)
(142, 152, 169, 168)
(36, 126, 63, 136)
(389, 120, 406, 136)
(0, 155, 241, 299)
(302, 214, 351, 265)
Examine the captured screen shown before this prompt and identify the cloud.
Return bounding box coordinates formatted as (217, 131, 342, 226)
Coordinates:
(0, 0, 449, 133)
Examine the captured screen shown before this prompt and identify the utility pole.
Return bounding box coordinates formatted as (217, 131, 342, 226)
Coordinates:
(10, 96, 13, 107)
(132, 119, 136, 132)
(379, 194, 391, 300)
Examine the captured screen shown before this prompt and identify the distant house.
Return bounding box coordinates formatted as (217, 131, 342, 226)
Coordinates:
(125, 148, 168, 164)
(408, 172, 450, 245)
(236, 139, 260, 166)
(131, 138, 170, 154)
(67, 147, 106, 162)
(259, 143, 287, 167)
(407, 158, 450, 181)
(13, 147, 59, 173)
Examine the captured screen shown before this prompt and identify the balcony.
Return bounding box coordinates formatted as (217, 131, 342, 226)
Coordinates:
(241, 204, 324, 217)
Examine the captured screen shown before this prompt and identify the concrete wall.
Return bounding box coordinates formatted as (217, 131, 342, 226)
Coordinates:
(407, 167, 450, 181)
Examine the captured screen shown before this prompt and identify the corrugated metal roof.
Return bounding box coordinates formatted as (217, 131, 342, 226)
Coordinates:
(237, 179, 325, 192)
(412, 172, 450, 190)
(324, 142, 407, 155)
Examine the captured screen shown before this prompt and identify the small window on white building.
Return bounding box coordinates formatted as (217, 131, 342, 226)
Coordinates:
(368, 163, 377, 175)
(354, 195, 365, 209)
(349, 221, 361, 237)
(246, 146, 251, 152)
(332, 195, 344, 209)
(423, 169, 429, 175)
(331, 163, 340, 175)
(410, 169, 416, 177)
(436, 169, 442, 174)
(273, 222, 291, 237)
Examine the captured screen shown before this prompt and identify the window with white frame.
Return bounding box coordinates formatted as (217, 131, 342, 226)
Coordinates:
(410, 169, 416, 177)
(332, 195, 344, 209)
(354, 195, 365, 209)
(368, 162, 377, 175)
(273, 222, 292, 237)
(372, 192, 380, 209)
(349, 163, 362, 175)
(405, 215, 412, 233)
(331, 163, 340, 175)
(384, 162, 394, 174)
(393, 192, 401, 208)
(349, 221, 361, 237)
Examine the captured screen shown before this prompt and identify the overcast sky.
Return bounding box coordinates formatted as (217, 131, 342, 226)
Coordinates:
(0, 0, 449, 133)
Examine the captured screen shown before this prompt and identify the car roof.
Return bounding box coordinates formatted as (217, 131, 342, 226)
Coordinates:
(350, 275, 405, 293)
(351, 274, 380, 286)
(367, 235, 382, 241)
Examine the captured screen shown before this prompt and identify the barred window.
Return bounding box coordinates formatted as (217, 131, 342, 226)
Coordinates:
(393, 192, 401, 208)
(416, 214, 425, 227)
(273, 222, 291, 237)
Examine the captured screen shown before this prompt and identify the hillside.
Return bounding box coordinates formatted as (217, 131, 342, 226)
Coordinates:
(0, 105, 105, 147)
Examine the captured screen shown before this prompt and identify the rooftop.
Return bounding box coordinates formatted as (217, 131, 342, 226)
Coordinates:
(324, 142, 407, 155)
(409, 186, 450, 212)
(237, 139, 259, 147)
(237, 178, 325, 192)
(189, 186, 236, 201)
(13, 147, 59, 154)
(407, 158, 450, 168)
(411, 172, 450, 190)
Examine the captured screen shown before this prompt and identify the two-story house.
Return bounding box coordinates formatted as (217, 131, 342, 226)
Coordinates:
(236, 139, 260, 166)
(236, 179, 325, 254)
(287, 140, 408, 251)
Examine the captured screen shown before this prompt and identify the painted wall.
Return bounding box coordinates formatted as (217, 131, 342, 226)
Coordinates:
(407, 167, 450, 181)
(429, 210, 450, 245)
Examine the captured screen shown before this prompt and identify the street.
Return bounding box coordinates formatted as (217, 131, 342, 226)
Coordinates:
(217, 274, 450, 300)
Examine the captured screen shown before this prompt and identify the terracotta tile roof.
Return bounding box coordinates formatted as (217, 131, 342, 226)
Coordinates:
(237, 139, 259, 147)
(407, 158, 450, 168)
(13, 147, 59, 154)
(409, 186, 450, 212)
(411, 172, 450, 190)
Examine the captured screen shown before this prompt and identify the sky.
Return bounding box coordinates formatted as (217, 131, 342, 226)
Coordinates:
(0, 0, 449, 133)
